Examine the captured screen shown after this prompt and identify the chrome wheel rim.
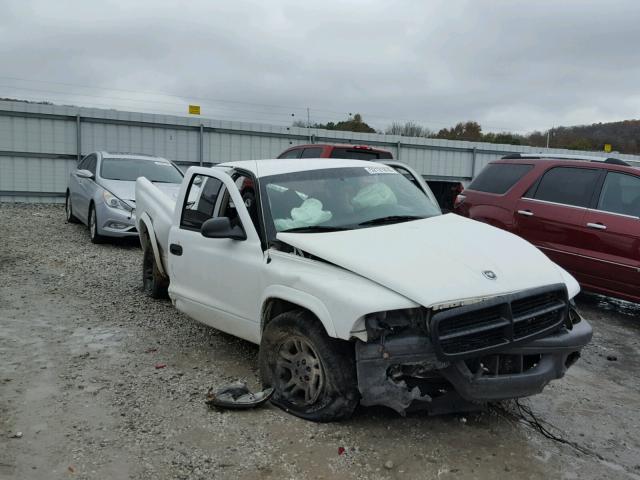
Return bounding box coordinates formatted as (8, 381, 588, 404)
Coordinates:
(275, 336, 325, 406)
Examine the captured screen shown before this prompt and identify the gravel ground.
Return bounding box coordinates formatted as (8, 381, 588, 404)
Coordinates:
(1, 203, 639, 480)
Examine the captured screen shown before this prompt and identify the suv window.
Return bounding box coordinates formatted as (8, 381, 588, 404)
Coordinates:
(181, 174, 224, 230)
(329, 148, 392, 160)
(278, 149, 302, 159)
(468, 163, 532, 194)
(300, 147, 323, 158)
(530, 167, 600, 208)
(597, 172, 640, 217)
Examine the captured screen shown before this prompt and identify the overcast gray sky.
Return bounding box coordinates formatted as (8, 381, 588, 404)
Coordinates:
(1, 0, 638, 133)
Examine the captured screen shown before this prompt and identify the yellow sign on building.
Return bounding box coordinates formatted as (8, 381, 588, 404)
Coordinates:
(604, 143, 612, 153)
(188, 104, 201, 115)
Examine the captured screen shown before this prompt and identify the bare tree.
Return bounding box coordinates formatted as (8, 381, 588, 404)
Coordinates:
(385, 121, 431, 137)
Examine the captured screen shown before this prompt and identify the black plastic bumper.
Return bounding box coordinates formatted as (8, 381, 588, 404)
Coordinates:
(439, 320, 592, 402)
(355, 319, 592, 415)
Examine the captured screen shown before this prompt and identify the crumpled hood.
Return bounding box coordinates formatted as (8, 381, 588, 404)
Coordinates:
(100, 179, 181, 207)
(277, 214, 576, 308)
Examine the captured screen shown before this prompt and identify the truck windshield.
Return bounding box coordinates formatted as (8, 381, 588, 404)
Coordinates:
(261, 166, 441, 234)
(100, 158, 183, 183)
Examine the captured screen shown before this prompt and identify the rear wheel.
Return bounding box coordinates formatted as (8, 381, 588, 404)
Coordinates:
(88, 204, 105, 244)
(65, 192, 79, 223)
(142, 246, 169, 299)
(259, 310, 359, 422)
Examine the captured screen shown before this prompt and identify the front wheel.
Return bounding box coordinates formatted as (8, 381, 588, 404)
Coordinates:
(88, 204, 106, 244)
(259, 310, 359, 422)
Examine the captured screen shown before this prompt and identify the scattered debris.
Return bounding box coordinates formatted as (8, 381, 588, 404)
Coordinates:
(338, 447, 346, 456)
(145, 348, 158, 353)
(68, 465, 75, 473)
(155, 363, 167, 369)
(384, 460, 394, 470)
(205, 382, 274, 410)
(606, 355, 618, 361)
(8, 431, 23, 439)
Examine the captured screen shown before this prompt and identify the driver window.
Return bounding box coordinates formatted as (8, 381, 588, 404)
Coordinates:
(85, 155, 97, 176)
(181, 174, 224, 230)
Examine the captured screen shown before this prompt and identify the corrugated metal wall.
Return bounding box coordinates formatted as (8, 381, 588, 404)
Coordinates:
(2, 99, 640, 203)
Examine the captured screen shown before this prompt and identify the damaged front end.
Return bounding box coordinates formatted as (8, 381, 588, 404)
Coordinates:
(355, 284, 592, 415)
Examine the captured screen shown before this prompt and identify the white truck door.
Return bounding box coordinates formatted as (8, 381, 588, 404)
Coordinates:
(167, 168, 264, 344)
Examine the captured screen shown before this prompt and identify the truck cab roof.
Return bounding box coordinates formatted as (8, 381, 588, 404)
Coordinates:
(216, 158, 383, 177)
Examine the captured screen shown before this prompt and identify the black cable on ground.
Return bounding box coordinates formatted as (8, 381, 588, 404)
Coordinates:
(491, 400, 604, 460)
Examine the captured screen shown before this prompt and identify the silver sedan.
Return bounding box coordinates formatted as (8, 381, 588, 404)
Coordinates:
(65, 152, 183, 243)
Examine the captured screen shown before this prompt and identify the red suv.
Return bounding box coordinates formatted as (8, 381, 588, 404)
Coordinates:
(277, 144, 463, 211)
(455, 154, 640, 304)
(278, 143, 393, 160)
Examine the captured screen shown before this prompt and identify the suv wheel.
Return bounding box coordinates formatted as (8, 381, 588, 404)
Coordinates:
(259, 310, 359, 422)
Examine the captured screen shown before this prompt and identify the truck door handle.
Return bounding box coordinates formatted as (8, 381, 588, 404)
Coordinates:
(586, 222, 607, 230)
(169, 243, 183, 255)
(517, 210, 534, 217)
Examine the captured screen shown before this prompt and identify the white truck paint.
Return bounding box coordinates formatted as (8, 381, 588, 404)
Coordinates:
(135, 158, 591, 420)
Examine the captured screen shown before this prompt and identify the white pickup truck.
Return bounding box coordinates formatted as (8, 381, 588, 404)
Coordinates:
(135, 158, 592, 421)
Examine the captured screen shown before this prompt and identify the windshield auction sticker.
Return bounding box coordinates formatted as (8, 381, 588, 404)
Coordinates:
(364, 166, 398, 175)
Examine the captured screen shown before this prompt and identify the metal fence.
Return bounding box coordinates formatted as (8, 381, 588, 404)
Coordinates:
(2, 99, 640, 203)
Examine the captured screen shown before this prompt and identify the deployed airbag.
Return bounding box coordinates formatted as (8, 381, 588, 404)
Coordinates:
(274, 198, 332, 231)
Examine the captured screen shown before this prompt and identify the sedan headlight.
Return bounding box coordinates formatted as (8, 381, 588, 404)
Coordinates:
(103, 190, 132, 212)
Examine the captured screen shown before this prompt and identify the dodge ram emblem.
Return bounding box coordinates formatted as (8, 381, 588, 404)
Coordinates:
(483, 270, 497, 280)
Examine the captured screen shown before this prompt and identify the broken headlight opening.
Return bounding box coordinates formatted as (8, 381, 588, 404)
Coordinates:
(364, 307, 428, 341)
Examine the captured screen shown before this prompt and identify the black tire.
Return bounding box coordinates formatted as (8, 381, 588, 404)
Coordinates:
(142, 246, 169, 299)
(88, 204, 106, 244)
(259, 310, 359, 422)
(65, 192, 80, 223)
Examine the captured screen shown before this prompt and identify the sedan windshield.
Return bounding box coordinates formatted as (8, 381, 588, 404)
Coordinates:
(260, 166, 441, 235)
(100, 158, 183, 183)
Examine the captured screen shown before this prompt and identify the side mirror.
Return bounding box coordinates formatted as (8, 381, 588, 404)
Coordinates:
(75, 169, 94, 179)
(201, 217, 246, 240)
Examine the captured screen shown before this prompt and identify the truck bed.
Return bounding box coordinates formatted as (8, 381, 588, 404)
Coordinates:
(135, 177, 178, 274)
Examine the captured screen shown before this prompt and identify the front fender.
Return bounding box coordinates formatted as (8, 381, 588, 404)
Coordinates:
(138, 212, 166, 277)
(260, 285, 336, 338)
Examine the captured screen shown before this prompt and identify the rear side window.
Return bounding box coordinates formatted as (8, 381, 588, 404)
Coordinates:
(300, 147, 323, 158)
(181, 174, 224, 230)
(329, 148, 391, 160)
(278, 149, 302, 159)
(468, 163, 532, 194)
(597, 172, 640, 217)
(530, 167, 600, 208)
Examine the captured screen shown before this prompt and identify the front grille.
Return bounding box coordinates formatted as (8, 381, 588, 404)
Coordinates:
(431, 284, 567, 360)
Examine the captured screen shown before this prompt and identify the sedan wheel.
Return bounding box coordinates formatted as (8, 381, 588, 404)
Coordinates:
(65, 193, 79, 223)
(89, 205, 105, 244)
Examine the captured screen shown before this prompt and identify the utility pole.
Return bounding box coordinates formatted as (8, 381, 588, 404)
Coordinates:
(307, 107, 312, 143)
(546, 128, 552, 148)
